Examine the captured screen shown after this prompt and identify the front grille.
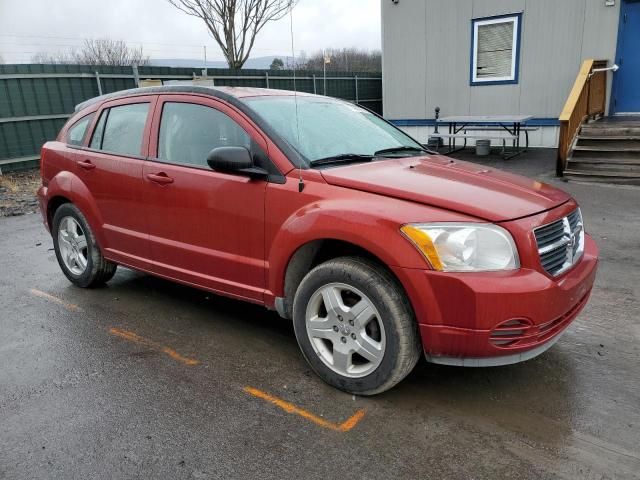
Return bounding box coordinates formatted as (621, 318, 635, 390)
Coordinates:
(534, 208, 585, 276)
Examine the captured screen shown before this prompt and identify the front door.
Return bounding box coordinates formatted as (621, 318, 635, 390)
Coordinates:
(612, 0, 640, 114)
(142, 95, 268, 303)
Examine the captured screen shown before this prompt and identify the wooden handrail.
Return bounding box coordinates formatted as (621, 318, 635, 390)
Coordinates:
(557, 59, 608, 176)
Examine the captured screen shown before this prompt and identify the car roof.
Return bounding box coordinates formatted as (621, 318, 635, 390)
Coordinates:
(215, 86, 318, 98)
(74, 85, 318, 112)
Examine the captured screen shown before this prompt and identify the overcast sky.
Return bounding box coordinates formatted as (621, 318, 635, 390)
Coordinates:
(0, 0, 381, 63)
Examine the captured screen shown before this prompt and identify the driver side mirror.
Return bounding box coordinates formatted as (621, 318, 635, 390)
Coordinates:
(206, 146, 268, 179)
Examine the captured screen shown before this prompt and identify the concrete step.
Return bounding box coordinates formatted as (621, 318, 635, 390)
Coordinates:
(572, 145, 640, 160)
(567, 160, 640, 173)
(564, 169, 640, 185)
(576, 137, 640, 148)
(577, 135, 640, 141)
(568, 156, 640, 165)
(573, 145, 640, 152)
(580, 126, 640, 137)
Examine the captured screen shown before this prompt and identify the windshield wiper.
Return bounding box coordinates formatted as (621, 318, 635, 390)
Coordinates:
(310, 153, 375, 166)
(374, 146, 429, 156)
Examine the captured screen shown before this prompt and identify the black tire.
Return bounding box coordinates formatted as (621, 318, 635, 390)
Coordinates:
(292, 256, 421, 395)
(52, 203, 117, 288)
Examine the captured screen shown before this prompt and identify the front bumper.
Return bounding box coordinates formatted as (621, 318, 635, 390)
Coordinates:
(392, 234, 598, 364)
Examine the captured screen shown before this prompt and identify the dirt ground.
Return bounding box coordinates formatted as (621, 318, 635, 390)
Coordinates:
(0, 170, 40, 217)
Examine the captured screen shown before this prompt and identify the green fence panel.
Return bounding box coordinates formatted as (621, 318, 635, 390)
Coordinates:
(0, 64, 381, 170)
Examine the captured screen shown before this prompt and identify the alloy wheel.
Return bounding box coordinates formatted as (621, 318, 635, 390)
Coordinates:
(305, 282, 386, 378)
(57, 216, 89, 276)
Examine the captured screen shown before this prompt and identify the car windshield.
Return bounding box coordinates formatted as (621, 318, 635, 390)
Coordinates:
(244, 96, 425, 164)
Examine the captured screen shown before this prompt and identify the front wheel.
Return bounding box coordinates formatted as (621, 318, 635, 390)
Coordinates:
(292, 257, 421, 395)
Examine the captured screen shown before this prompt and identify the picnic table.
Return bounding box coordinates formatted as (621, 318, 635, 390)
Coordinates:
(432, 114, 534, 159)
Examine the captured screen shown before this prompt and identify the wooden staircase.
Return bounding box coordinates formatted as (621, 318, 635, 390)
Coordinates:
(556, 59, 640, 185)
(564, 117, 640, 184)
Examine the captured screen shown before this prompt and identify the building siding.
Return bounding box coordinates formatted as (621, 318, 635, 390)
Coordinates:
(382, 0, 621, 146)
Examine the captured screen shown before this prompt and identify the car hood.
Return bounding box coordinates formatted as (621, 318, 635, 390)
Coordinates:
(320, 156, 571, 222)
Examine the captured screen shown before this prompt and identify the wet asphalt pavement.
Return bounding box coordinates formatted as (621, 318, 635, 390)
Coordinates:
(1, 151, 639, 479)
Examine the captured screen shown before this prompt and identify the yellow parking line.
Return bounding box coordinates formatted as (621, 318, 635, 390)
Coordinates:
(109, 327, 200, 366)
(243, 386, 366, 432)
(29, 288, 83, 312)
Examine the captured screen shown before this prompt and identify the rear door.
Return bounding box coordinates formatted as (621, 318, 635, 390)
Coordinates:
(73, 95, 156, 267)
(142, 94, 269, 302)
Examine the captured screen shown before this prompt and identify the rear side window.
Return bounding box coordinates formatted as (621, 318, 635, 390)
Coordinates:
(89, 103, 149, 156)
(157, 102, 250, 167)
(66, 113, 94, 146)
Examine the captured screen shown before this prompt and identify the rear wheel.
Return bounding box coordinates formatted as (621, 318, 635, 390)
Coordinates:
(52, 203, 117, 288)
(292, 257, 421, 395)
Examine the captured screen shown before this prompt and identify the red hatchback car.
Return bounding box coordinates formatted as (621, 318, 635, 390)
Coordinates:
(38, 86, 598, 395)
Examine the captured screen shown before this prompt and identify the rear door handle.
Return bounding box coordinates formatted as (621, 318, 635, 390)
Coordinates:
(146, 172, 174, 185)
(77, 159, 96, 170)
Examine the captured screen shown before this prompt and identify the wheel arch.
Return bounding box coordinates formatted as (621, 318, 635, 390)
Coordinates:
(46, 195, 72, 229)
(277, 238, 411, 320)
(45, 172, 106, 248)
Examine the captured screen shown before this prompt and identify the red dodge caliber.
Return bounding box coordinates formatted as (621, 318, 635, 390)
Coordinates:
(38, 86, 598, 395)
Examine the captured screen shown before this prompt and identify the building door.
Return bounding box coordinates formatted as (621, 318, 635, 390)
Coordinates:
(612, 0, 640, 114)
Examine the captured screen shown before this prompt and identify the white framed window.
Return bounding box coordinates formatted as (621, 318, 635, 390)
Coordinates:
(471, 13, 522, 85)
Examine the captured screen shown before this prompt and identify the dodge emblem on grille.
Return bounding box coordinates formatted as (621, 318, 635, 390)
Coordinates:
(567, 224, 582, 261)
(534, 209, 584, 277)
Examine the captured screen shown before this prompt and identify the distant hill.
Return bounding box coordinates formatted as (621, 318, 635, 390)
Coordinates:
(149, 55, 294, 70)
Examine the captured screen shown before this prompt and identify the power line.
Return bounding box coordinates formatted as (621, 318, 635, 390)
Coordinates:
(0, 40, 206, 50)
(0, 33, 208, 49)
(0, 41, 282, 54)
(0, 33, 294, 54)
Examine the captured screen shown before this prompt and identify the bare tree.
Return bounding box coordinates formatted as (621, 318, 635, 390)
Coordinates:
(302, 48, 381, 73)
(31, 39, 150, 66)
(0, 54, 4, 64)
(73, 39, 150, 66)
(31, 51, 74, 64)
(167, 0, 297, 69)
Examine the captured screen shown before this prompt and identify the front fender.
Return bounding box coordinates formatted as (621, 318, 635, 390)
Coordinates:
(266, 197, 433, 298)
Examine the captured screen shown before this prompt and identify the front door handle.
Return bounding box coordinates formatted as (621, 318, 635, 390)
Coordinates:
(77, 159, 96, 170)
(146, 172, 174, 185)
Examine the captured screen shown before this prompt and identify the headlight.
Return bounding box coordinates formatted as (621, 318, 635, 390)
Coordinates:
(400, 223, 519, 272)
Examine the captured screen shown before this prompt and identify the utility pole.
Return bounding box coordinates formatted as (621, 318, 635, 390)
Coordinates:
(203, 45, 208, 77)
(323, 49, 326, 95)
(323, 49, 330, 95)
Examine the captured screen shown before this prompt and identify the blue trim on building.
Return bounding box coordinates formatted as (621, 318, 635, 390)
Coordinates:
(388, 118, 560, 127)
(470, 12, 523, 87)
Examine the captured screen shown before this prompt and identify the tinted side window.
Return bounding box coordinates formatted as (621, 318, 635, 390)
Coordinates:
(66, 113, 95, 146)
(90, 103, 149, 156)
(158, 102, 250, 167)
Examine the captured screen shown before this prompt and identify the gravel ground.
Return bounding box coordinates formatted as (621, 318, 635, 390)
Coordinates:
(0, 170, 40, 217)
